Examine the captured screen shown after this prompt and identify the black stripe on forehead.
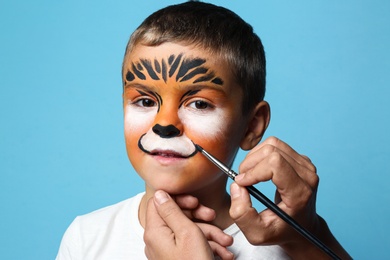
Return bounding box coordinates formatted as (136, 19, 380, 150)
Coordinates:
(180, 67, 209, 82)
(193, 73, 214, 84)
(161, 59, 167, 83)
(168, 55, 175, 65)
(141, 59, 160, 80)
(169, 54, 183, 78)
(126, 71, 135, 81)
(154, 60, 161, 73)
(176, 58, 206, 81)
(132, 63, 146, 80)
(125, 53, 223, 86)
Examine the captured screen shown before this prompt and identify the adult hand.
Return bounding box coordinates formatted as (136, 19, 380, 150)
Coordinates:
(144, 190, 234, 260)
(230, 136, 351, 259)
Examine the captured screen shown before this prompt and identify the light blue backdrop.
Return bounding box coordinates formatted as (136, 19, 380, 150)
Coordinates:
(1, 1, 389, 259)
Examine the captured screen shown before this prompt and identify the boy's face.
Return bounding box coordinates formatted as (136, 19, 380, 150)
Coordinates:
(123, 42, 249, 194)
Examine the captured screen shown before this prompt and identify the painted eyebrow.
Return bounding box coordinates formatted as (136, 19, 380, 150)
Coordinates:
(135, 89, 163, 107)
(177, 83, 228, 108)
(178, 89, 201, 108)
(125, 54, 224, 86)
(125, 85, 163, 112)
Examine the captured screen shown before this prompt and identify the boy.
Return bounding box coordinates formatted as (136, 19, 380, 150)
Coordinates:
(57, 1, 350, 259)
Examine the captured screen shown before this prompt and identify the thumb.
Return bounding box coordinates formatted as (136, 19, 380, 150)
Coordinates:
(229, 183, 263, 242)
(144, 191, 169, 232)
(152, 190, 194, 234)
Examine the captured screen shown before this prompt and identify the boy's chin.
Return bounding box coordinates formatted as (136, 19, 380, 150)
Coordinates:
(148, 180, 202, 196)
(151, 185, 194, 195)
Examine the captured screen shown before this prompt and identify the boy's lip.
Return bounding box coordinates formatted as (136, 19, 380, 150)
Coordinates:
(147, 148, 198, 159)
(149, 149, 186, 158)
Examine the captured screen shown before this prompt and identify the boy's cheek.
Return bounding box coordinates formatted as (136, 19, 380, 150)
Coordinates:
(123, 110, 155, 159)
(178, 108, 229, 140)
(124, 107, 155, 133)
(124, 130, 147, 173)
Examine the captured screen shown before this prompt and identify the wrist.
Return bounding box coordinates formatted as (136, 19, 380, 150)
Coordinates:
(281, 215, 351, 260)
(281, 215, 330, 259)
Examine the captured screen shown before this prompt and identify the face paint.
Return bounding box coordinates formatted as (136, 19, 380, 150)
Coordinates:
(178, 105, 228, 139)
(135, 89, 163, 112)
(152, 124, 180, 138)
(135, 93, 229, 159)
(124, 97, 156, 132)
(138, 128, 197, 158)
(125, 53, 231, 157)
(125, 54, 224, 85)
(123, 43, 248, 196)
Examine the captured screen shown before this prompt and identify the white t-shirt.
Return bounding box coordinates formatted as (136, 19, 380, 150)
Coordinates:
(56, 193, 290, 259)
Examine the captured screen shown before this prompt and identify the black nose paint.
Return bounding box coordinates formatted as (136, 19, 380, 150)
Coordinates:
(152, 124, 180, 138)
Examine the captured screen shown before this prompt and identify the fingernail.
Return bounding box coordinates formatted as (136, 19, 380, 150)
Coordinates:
(231, 183, 241, 198)
(154, 190, 169, 204)
(234, 173, 245, 182)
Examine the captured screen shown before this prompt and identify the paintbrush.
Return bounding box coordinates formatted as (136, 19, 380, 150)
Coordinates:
(194, 144, 342, 260)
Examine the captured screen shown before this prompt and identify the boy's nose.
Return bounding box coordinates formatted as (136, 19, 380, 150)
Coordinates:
(152, 100, 183, 138)
(152, 124, 180, 138)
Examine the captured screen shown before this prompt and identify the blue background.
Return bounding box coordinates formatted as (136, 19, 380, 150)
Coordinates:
(1, 1, 389, 259)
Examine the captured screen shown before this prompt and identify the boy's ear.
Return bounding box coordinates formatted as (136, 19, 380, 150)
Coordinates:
(240, 101, 270, 150)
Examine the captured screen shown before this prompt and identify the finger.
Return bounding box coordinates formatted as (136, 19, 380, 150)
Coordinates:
(174, 194, 199, 208)
(238, 143, 318, 189)
(229, 183, 260, 227)
(196, 223, 233, 247)
(242, 136, 316, 174)
(229, 183, 270, 244)
(301, 154, 312, 163)
(229, 182, 285, 244)
(244, 144, 314, 178)
(175, 195, 216, 222)
(150, 191, 195, 235)
(245, 137, 306, 166)
(195, 223, 234, 260)
(145, 191, 216, 260)
(191, 205, 216, 222)
(266, 137, 316, 173)
(237, 154, 318, 191)
(144, 195, 169, 232)
(208, 241, 234, 260)
(144, 196, 175, 257)
(240, 152, 314, 210)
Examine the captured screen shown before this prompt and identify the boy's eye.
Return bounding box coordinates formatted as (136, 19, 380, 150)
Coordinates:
(188, 100, 213, 110)
(134, 98, 156, 107)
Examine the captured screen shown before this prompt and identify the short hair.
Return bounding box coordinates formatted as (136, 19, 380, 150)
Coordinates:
(122, 1, 266, 114)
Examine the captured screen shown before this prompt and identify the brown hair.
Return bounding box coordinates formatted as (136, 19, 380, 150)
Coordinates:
(122, 1, 266, 114)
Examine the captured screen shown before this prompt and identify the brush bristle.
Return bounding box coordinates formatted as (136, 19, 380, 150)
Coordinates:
(194, 144, 203, 152)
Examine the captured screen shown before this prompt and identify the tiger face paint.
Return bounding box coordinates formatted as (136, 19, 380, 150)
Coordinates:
(123, 42, 248, 195)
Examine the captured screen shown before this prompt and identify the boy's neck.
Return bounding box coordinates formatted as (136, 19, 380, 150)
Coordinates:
(138, 182, 233, 230)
